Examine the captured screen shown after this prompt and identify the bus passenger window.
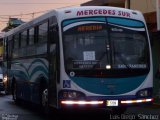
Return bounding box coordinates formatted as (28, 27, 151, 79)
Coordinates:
(29, 28, 34, 45)
(21, 30, 27, 47)
(14, 34, 19, 49)
(38, 22, 48, 43)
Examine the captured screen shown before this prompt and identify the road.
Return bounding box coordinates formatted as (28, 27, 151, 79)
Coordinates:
(0, 93, 47, 120)
(0, 94, 160, 120)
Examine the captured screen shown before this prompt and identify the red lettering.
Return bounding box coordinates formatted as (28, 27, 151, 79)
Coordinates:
(77, 11, 83, 16)
(118, 11, 121, 16)
(112, 10, 116, 15)
(89, 10, 93, 15)
(77, 25, 103, 31)
(126, 13, 130, 17)
(94, 10, 98, 14)
(84, 10, 88, 15)
(108, 10, 112, 15)
(118, 11, 130, 18)
(103, 10, 108, 14)
(77, 9, 130, 18)
(99, 9, 102, 14)
(122, 11, 126, 16)
(81, 26, 85, 31)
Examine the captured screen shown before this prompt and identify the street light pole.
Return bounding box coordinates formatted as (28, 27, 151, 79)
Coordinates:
(157, 0, 160, 30)
(125, 0, 130, 9)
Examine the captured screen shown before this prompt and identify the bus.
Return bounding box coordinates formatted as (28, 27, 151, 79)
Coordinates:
(2, 6, 153, 113)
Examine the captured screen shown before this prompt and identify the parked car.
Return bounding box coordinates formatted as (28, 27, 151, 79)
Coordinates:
(0, 67, 8, 94)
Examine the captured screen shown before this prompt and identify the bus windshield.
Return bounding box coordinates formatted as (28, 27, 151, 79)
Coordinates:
(110, 27, 148, 69)
(62, 17, 150, 76)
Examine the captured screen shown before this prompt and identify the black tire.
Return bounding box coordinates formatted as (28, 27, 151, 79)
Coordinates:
(3, 89, 8, 95)
(12, 82, 19, 104)
(40, 82, 50, 115)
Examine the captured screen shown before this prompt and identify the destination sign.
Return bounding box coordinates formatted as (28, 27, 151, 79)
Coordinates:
(77, 25, 103, 32)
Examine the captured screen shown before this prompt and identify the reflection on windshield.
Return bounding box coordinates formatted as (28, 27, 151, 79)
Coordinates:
(110, 29, 148, 69)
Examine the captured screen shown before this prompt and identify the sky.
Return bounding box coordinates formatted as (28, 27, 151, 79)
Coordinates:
(0, 0, 90, 31)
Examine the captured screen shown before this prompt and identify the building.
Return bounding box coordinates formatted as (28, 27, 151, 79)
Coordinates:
(2, 18, 25, 32)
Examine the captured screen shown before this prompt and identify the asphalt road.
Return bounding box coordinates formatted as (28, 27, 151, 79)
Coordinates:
(0, 94, 160, 120)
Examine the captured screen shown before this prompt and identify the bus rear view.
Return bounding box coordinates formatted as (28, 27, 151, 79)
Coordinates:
(58, 6, 153, 112)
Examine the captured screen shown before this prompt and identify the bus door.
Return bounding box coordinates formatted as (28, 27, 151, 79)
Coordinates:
(48, 18, 59, 107)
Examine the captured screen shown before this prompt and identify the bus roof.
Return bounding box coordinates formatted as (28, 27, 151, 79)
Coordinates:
(4, 6, 145, 37)
(57, 6, 144, 21)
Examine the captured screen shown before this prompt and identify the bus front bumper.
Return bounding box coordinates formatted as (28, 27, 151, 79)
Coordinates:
(59, 98, 153, 109)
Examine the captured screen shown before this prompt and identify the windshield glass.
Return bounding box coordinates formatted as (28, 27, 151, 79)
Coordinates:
(110, 28, 148, 69)
(63, 23, 109, 70)
(107, 17, 149, 69)
(62, 17, 150, 77)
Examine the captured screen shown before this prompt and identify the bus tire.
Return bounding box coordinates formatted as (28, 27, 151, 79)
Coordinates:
(4, 88, 8, 95)
(41, 88, 50, 115)
(12, 81, 19, 104)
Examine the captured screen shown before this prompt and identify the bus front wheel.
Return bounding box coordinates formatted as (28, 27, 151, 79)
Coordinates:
(12, 82, 19, 104)
(41, 88, 50, 115)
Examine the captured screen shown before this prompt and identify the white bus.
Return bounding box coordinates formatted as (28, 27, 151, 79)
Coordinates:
(3, 6, 153, 113)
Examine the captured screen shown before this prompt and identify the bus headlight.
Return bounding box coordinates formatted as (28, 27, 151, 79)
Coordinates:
(3, 75, 8, 83)
(59, 90, 85, 99)
(137, 88, 152, 97)
(139, 90, 148, 97)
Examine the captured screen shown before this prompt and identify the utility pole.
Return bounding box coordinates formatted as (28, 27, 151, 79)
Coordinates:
(125, 0, 130, 9)
(157, 0, 160, 30)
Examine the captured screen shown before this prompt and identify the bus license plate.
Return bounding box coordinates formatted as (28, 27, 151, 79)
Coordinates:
(106, 100, 118, 106)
